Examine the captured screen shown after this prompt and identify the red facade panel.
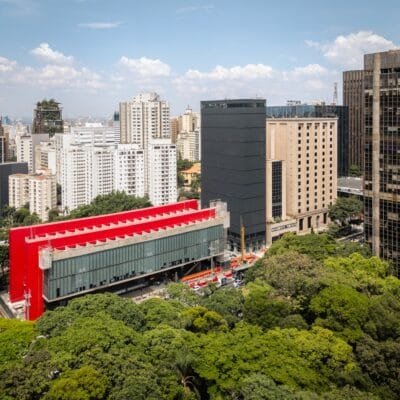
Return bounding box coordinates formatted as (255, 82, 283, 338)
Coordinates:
(9, 200, 216, 320)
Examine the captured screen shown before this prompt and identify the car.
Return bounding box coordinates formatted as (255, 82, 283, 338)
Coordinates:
(233, 280, 244, 288)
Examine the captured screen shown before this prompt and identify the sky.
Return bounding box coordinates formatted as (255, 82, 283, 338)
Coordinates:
(0, 0, 399, 118)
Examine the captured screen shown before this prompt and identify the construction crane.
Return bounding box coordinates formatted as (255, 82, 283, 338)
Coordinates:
(240, 216, 246, 263)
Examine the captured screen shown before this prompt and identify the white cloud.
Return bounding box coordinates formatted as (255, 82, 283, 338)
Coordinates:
(0, 56, 17, 72)
(173, 62, 335, 106)
(31, 43, 74, 65)
(183, 64, 273, 81)
(78, 22, 122, 29)
(306, 31, 397, 68)
(0, 54, 103, 90)
(291, 64, 328, 76)
(119, 56, 171, 78)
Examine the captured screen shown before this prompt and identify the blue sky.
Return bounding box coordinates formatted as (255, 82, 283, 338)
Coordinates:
(0, 0, 399, 118)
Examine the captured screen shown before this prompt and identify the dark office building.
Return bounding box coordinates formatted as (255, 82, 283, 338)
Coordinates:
(343, 70, 364, 171)
(267, 104, 349, 177)
(0, 162, 28, 209)
(201, 99, 266, 251)
(364, 50, 400, 273)
(0, 118, 7, 163)
(33, 99, 63, 136)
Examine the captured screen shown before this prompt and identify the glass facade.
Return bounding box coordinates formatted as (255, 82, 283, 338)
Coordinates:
(364, 51, 400, 273)
(271, 161, 282, 218)
(44, 225, 225, 301)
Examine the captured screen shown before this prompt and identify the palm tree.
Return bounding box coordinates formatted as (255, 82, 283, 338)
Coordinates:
(173, 352, 201, 399)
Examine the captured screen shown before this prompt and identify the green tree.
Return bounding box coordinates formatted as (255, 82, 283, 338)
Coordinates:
(0, 319, 36, 373)
(37, 293, 145, 336)
(181, 305, 228, 333)
(139, 298, 184, 330)
(328, 196, 363, 226)
(310, 284, 370, 339)
(44, 366, 108, 400)
(166, 282, 199, 306)
(243, 282, 294, 329)
(177, 159, 194, 172)
(201, 287, 244, 327)
(68, 191, 151, 219)
(349, 164, 362, 177)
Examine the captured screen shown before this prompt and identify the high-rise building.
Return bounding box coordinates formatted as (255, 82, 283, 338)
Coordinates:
(148, 140, 177, 205)
(343, 70, 365, 171)
(267, 104, 349, 177)
(170, 117, 179, 144)
(119, 92, 170, 146)
(0, 118, 8, 163)
(176, 131, 200, 162)
(0, 162, 29, 209)
(15, 134, 32, 172)
(201, 99, 266, 251)
(59, 143, 148, 212)
(9, 174, 30, 209)
(176, 107, 201, 162)
(33, 99, 63, 136)
(119, 93, 177, 205)
(35, 141, 57, 175)
(364, 50, 400, 271)
(266, 118, 338, 244)
(114, 144, 145, 197)
(60, 145, 114, 212)
(9, 172, 57, 221)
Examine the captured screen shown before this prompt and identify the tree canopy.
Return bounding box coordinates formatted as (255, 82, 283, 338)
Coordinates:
(0, 233, 399, 399)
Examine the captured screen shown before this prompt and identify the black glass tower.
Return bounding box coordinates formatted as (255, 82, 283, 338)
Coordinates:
(201, 99, 266, 252)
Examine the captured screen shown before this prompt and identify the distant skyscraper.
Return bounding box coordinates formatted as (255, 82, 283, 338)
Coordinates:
(343, 70, 364, 171)
(0, 118, 7, 163)
(119, 92, 170, 146)
(33, 99, 64, 136)
(201, 99, 266, 252)
(364, 49, 400, 272)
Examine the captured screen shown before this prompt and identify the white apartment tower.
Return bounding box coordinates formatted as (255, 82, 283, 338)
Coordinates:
(148, 140, 177, 206)
(119, 92, 177, 205)
(59, 144, 148, 213)
(114, 144, 145, 197)
(16, 134, 33, 172)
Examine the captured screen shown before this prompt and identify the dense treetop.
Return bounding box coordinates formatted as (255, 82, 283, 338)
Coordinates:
(1, 233, 399, 399)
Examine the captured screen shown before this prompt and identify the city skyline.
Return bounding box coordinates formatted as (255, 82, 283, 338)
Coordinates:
(1, 0, 399, 117)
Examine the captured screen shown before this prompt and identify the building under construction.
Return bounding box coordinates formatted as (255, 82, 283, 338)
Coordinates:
(33, 99, 64, 136)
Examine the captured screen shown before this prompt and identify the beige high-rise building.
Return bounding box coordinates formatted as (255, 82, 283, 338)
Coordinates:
(9, 172, 57, 221)
(170, 117, 179, 144)
(9, 174, 30, 209)
(266, 118, 338, 244)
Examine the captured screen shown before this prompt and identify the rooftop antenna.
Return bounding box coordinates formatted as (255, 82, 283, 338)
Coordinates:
(333, 82, 338, 106)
